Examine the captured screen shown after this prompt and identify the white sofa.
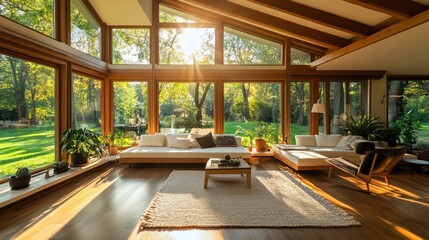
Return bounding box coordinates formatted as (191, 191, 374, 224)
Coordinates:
(273, 134, 416, 171)
(119, 133, 252, 164)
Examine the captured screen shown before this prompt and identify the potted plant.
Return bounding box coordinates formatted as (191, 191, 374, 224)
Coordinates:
(380, 125, 401, 147)
(254, 122, 272, 152)
(106, 132, 125, 155)
(52, 161, 69, 174)
(394, 110, 421, 149)
(235, 125, 255, 152)
(9, 167, 31, 190)
(60, 128, 107, 167)
(339, 114, 384, 140)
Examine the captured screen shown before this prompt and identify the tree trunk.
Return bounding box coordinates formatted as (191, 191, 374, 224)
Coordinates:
(332, 82, 344, 133)
(9, 57, 29, 120)
(388, 80, 403, 123)
(194, 83, 211, 127)
(241, 83, 251, 120)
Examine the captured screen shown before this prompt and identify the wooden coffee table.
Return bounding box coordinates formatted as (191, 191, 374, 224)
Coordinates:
(204, 158, 251, 189)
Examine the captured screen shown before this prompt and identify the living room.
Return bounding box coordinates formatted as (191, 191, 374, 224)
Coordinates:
(0, 0, 428, 239)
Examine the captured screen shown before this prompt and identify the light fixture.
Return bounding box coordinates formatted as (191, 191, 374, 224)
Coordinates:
(311, 99, 325, 113)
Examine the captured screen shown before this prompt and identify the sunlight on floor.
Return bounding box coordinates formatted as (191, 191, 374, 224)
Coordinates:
(381, 218, 425, 240)
(12, 167, 117, 239)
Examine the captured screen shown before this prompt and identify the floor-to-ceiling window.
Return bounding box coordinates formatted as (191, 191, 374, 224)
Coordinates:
(290, 81, 310, 144)
(72, 73, 102, 132)
(388, 79, 429, 147)
(224, 82, 281, 147)
(112, 28, 150, 64)
(0, 54, 56, 178)
(158, 82, 214, 133)
(330, 81, 362, 133)
(113, 81, 148, 142)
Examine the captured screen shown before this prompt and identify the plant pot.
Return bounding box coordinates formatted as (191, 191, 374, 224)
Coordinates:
(255, 139, 267, 152)
(71, 152, 89, 167)
(109, 146, 119, 155)
(9, 175, 31, 190)
(131, 141, 139, 147)
(247, 147, 253, 152)
(53, 165, 69, 174)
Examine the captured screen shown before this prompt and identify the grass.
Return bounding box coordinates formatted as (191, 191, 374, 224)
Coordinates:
(0, 126, 55, 178)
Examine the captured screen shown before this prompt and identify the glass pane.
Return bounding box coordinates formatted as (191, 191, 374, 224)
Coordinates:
(159, 82, 214, 133)
(159, 28, 215, 64)
(329, 82, 362, 134)
(159, 5, 209, 23)
(0, 54, 55, 178)
(224, 82, 281, 147)
(388, 80, 429, 146)
(224, 27, 282, 65)
(112, 28, 150, 64)
(290, 82, 310, 144)
(72, 73, 102, 132)
(318, 81, 325, 134)
(291, 47, 311, 65)
(0, 0, 54, 38)
(113, 82, 148, 145)
(71, 0, 101, 58)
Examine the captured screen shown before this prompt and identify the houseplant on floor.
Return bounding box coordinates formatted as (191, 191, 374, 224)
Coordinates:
(9, 167, 31, 190)
(254, 122, 273, 152)
(339, 114, 384, 140)
(60, 128, 107, 167)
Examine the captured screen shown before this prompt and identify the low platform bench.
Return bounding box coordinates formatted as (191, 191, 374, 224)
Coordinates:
(119, 133, 252, 165)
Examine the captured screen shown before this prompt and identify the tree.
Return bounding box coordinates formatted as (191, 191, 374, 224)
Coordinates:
(194, 83, 212, 126)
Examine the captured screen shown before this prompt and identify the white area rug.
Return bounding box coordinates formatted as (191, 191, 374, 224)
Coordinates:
(140, 170, 360, 229)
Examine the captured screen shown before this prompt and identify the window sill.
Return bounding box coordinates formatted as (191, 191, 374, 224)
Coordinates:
(0, 155, 118, 209)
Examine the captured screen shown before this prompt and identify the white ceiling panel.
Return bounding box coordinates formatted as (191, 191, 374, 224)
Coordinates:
(88, 0, 151, 25)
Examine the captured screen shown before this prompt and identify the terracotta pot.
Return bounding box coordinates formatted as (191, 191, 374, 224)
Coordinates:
(255, 139, 267, 152)
(109, 146, 119, 155)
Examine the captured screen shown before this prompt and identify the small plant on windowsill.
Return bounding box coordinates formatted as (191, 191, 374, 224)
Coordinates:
(235, 125, 255, 152)
(9, 167, 31, 190)
(52, 161, 69, 174)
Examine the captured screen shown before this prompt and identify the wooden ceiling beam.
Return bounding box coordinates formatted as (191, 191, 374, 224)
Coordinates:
(179, 0, 349, 49)
(248, 0, 373, 38)
(344, 0, 428, 20)
(311, 9, 429, 67)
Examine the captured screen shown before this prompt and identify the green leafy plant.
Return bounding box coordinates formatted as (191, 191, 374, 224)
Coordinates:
(394, 110, 422, 147)
(339, 114, 384, 140)
(52, 161, 69, 174)
(235, 125, 255, 147)
(15, 167, 30, 178)
(379, 125, 401, 146)
(60, 128, 107, 160)
(106, 131, 125, 147)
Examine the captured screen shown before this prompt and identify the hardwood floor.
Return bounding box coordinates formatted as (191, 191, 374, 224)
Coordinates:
(0, 159, 428, 240)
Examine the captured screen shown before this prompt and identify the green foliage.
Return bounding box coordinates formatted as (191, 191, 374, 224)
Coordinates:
(15, 167, 30, 178)
(394, 110, 421, 146)
(339, 114, 384, 140)
(60, 128, 106, 159)
(112, 28, 150, 64)
(415, 141, 429, 150)
(52, 161, 68, 169)
(106, 131, 125, 147)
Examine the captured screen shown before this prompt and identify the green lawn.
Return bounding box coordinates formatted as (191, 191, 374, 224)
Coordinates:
(0, 126, 55, 178)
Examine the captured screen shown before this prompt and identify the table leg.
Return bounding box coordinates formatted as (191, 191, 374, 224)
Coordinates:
(247, 173, 251, 189)
(204, 172, 209, 189)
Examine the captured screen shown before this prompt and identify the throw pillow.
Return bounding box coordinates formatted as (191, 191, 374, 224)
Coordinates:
(172, 137, 191, 149)
(188, 133, 203, 148)
(216, 135, 237, 147)
(315, 134, 342, 147)
(139, 134, 166, 147)
(295, 135, 316, 147)
(196, 132, 217, 149)
(166, 133, 189, 147)
(335, 135, 363, 150)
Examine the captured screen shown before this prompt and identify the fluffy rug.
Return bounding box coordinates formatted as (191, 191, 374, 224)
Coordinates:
(140, 170, 360, 229)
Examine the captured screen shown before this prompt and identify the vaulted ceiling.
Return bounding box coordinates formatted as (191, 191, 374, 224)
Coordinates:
(89, 0, 429, 75)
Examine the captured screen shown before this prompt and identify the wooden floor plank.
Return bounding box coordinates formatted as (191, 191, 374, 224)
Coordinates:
(0, 160, 427, 240)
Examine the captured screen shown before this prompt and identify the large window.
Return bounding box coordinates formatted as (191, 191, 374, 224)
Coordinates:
(0, 54, 55, 178)
(159, 28, 215, 64)
(159, 5, 214, 65)
(224, 82, 281, 147)
(290, 82, 310, 144)
(70, 0, 101, 58)
(0, 0, 54, 38)
(224, 27, 282, 65)
(112, 28, 150, 64)
(72, 73, 101, 132)
(113, 81, 148, 137)
(158, 82, 214, 133)
(388, 80, 429, 146)
(330, 81, 362, 133)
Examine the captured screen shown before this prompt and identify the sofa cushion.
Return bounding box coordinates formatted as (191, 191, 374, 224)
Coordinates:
(196, 132, 217, 148)
(335, 135, 363, 150)
(315, 134, 342, 147)
(216, 135, 237, 147)
(140, 134, 166, 147)
(166, 133, 189, 147)
(172, 137, 191, 149)
(214, 134, 242, 146)
(295, 135, 316, 147)
(189, 133, 203, 148)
